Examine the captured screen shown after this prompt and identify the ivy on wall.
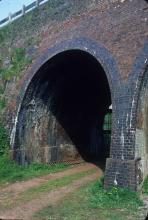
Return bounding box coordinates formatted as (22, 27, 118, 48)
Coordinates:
(0, 48, 31, 154)
(0, 122, 9, 156)
(0, 47, 31, 81)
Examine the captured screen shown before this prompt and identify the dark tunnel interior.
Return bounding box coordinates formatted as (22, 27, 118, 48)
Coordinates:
(17, 50, 112, 166)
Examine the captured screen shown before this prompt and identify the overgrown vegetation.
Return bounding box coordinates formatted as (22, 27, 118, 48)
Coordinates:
(0, 47, 31, 119)
(0, 123, 9, 156)
(0, 155, 70, 185)
(142, 175, 148, 194)
(0, 120, 70, 184)
(0, 0, 95, 51)
(0, 98, 6, 111)
(0, 119, 71, 185)
(0, 47, 31, 81)
(89, 178, 142, 210)
(35, 178, 143, 220)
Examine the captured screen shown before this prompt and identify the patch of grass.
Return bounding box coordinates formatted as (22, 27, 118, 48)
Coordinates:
(35, 178, 143, 220)
(17, 168, 97, 203)
(89, 179, 142, 211)
(142, 175, 148, 194)
(0, 155, 70, 184)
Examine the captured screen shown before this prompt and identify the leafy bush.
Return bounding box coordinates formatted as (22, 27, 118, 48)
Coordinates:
(0, 123, 9, 156)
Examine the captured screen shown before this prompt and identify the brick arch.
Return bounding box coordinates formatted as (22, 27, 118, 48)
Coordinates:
(10, 38, 148, 190)
(10, 37, 120, 166)
(127, 41, 148, 156)
(104, 41, 148, 191)
(132, 42, 148, 184)
(18, 37, 121, 101)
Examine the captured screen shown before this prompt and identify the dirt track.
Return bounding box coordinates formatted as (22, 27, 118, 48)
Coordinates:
(0, 163, 102, 220)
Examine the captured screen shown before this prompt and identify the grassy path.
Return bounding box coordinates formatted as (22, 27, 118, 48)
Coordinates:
(35, 179, 143, 220)
(0, 163, 102, 219)
(0, 162, 94, 195)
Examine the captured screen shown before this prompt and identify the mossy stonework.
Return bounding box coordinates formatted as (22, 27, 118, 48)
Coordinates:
(0, 0, 148, 190)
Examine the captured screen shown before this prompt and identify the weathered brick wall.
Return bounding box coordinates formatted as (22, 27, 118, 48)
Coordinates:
(135, 67, 148, 183)
(0, 0, 148, 190)
(1, 0, 147, 122)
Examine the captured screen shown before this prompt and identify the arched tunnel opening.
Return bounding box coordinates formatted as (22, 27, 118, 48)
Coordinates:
(15, 50, 112, 168)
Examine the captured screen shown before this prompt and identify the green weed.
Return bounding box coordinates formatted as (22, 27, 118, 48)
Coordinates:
(142, 175, 148, 194)
(0, 98, 6, 110)
(0, 85, 5, 94)
(0, 155, 70, 184)
(89, 179, 143, 210)
(0, 123, 9, 156)
(0, 47, 31, 81)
